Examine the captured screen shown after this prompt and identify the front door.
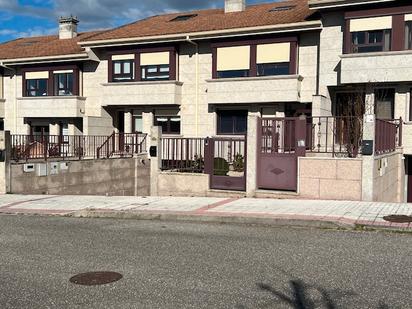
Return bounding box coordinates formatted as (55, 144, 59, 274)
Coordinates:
(205, 137, 247, 191)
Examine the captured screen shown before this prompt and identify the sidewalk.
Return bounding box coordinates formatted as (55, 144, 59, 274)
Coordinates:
(0, 194, 411, 231)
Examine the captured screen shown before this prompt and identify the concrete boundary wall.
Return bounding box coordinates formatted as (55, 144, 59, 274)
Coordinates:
(298, 157, 363, 201)
(157, 172, 209, 197)
(9, 155, 150, 196)
(373, 151, 404, 203)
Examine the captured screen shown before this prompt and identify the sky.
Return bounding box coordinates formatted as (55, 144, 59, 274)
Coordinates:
(0, 0, 268, 43)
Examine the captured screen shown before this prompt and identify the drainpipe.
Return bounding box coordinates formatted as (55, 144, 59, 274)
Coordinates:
(186, 36, 199, 137)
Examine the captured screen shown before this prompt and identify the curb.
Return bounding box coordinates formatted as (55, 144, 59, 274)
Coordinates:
(69, 209, 356, 230)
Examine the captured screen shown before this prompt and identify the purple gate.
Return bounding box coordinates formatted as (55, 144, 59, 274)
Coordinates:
(205, 137, 247, 191)
(257, 117, 306, 191)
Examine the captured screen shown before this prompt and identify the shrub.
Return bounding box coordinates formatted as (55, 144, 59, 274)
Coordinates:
(213, 157, 229, 176)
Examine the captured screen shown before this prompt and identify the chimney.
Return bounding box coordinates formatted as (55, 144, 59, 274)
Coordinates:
(59, 16, 79, 39)
(224, 0, 246, 13)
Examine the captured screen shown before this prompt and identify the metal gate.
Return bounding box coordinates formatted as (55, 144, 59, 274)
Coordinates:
(257, 117, 306, 191)
(205, 137, 247, 191)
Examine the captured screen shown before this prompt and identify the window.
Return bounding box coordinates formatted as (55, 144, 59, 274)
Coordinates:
(170, 14, 197, 22)
(133, 116, 143, 133)
(256, 42, 291, 76)
(217, 110, 248, 135)
(113, 60, 134, 82)
(26, 79, 48, 97)
(60, 123, 69, 143)
(405, 21, 412, 50)
(216, 46, 250, 79)
(375, 89, 395, 120)
(257, 63, 289, 76)
(141, 65, 170, 81)
(155, 116, 181, 135)
(54, 73, 73, 96)
(351, 30, 391, 53)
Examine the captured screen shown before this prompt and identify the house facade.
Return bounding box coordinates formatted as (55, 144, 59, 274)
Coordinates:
(0, 0, 411, 202)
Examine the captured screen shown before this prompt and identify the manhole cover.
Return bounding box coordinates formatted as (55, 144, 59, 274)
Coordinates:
(383, 215, 412, 223)
(69, 272, 123, 286)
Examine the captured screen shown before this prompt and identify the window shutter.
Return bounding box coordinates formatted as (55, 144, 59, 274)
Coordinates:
(140, 52, 170, 66)
(216, 46, 250, 71)
(256, 42, 291, 64)
(350, 16, 392, 32)
(112, 54, 135, 61)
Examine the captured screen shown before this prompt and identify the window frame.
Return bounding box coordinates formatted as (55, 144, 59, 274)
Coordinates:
(112, 59, 134, 82)
(211, 37, 298, 80)
(54, 72, 74, 96)
(154, 115, 181, 135)
(141, 64, 170, 81)
(350, 29, 391, 54)
(26, 79, 48, 97)
(22, 65, 79, 98)
(216, 110, 248, 135)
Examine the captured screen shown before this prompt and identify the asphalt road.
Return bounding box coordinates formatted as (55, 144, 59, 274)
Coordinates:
(0, 215, 411, 309)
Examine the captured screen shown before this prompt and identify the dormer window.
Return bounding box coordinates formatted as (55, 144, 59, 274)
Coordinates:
(170, 14, 197, 22)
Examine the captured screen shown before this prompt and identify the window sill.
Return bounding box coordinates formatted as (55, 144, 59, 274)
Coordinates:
(206, 74, 303, 82)
(102, 80, 183, 86)
(18, 96, 85, 100)
(340, 49, 412, 58)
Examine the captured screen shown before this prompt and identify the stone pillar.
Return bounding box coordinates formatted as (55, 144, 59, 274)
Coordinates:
(361, 113, 376, 201)
(49, 122, 60, 136)
(142, 111, 154, 135)
(149, 126, 162, 196)
(364, 86, 375, 115)
(246, 109, 261, 197)
(0, 131, 11, 194)
(312, 95, 332, 117)
(124, 111, 133, 134)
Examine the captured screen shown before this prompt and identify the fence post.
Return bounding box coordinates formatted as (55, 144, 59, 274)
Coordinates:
(246, 112, 260, 197)
(398, 117, 403, 147)
(0, 131, 11, 193)
(361, 114, 376, 202)
(150, 126, 162, 196)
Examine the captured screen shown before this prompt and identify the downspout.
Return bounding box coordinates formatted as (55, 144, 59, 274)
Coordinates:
(186, 36, 199, 137)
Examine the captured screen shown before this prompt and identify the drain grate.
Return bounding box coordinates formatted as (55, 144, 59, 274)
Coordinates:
(383, 215, 412, 224)
(69, 272, 123, 286)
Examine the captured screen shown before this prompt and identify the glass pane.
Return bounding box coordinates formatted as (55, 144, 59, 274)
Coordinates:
(114, 62, 121, 74)
(369, 31, 383, 43)
(147, 66, 157, 73)
(257, 63, 290, 76)
(28, 80, 36, 90)
(352, 32, 366, 45)
(159, 65, 170, 73)
(123, 62, 131, 74)
(58, 75, 65, 88)
(134, 117, 143, 133)
(375, 89, 394, 120)
(234, 115, 247, 134)
(219, 114, 235, 134)
(38, 80, 48, 96)
(67, 74, 73, 95)
(169, 118, 181, 134)
(217, 70, 249, 79)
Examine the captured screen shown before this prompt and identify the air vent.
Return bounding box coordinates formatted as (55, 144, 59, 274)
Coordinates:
(170, 14, 198, 22)
(269, 5, 296, 12)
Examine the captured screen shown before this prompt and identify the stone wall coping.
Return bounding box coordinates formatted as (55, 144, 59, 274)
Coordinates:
(101, 80, 184, 87)
(373, 150, 403, 160)
(299, 156, 363, 162)
(17, 96, 86, 101)
(340, 49, 412, 59)
(159, 171, 208, 177)
(205, 74, 303, 83)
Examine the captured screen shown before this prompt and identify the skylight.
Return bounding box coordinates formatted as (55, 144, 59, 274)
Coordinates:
(170, 14, 198, 22)
(269, 5, 296, 12)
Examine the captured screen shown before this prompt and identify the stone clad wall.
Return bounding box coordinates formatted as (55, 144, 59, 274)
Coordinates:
(9, 155, 150, 196)
(299, 157, 363, 200)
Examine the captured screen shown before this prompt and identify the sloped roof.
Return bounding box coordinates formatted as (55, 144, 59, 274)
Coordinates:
(83, 0, 313, 43)
(0, 31, 102, 61)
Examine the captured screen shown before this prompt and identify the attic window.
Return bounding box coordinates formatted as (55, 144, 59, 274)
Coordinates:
(170, 14, 198, 22)
(269, 5, 296, 12)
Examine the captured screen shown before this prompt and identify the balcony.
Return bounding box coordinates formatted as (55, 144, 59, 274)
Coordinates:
(17, 96, 86, 118)
(101, 80, 183, 106)
(206, 75, 303, 105)
(340, 50, 412, 84)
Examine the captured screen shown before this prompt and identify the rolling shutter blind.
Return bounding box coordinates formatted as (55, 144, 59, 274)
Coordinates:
(140, 52, 170, 66)
(350, 16, 393, 32)
(53, 69, 74, 74)
(405, 14, 412, 22)
(112, 54, 135, 61)
(25, 71, 49, 79)
(217, 46, 250, 71)
(256, 43, 291, 64)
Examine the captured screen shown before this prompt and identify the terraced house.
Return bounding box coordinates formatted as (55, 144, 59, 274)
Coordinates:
(0, 0, 410, 202)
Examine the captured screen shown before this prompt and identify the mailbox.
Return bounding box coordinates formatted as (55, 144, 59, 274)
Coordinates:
(362, 140, 374, 156)
(149, 146, 157, 157)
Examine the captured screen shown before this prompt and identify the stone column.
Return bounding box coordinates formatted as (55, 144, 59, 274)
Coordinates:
(0, 131, 11, 194)
(124, 111, 133, 134)
(246, 108, 261, 197)
(142, 110, 154, 135)
(361, 113, 376, 201)
(149, 126, 162, 196)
